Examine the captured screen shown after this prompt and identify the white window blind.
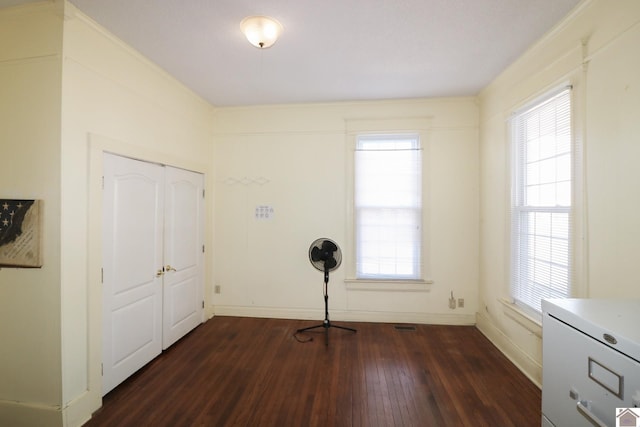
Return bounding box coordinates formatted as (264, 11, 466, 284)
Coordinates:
(355, 134, 422, 280)
(511, 88, 572, 314)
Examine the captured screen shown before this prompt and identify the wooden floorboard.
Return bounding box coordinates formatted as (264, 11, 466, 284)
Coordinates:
(85, 316, 540, 426)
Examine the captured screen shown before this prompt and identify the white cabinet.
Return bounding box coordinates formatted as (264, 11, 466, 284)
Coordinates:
(542, 299, 640, 427)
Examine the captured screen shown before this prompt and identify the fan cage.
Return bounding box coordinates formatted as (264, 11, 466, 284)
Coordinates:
(308, 238, 342, 272)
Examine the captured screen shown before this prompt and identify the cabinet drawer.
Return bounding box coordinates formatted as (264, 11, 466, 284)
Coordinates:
(542, 314, 640, 427)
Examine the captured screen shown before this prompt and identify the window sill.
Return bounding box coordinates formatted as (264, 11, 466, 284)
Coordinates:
(498, 298, 542, 338)
(345, 279, 433, 292)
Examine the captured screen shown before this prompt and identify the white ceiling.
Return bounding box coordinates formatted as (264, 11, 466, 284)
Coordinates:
(4, 0, 582, 106)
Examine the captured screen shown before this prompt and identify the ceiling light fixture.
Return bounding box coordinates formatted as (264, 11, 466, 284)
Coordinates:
(240, 15, 283, 49)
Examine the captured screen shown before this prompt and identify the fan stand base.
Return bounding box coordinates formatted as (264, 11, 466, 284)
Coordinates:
(296, 286, 357, 346)
(296, 321, 357, 347)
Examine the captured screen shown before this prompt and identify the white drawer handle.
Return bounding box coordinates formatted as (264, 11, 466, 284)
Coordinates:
(576, 400, 608, 427)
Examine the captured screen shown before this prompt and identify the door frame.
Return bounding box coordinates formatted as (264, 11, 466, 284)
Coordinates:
(88, 134, 211, 408)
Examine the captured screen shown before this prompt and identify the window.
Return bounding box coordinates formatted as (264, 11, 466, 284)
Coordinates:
(354, 134, 422, 280)
(511, 87, 573, 315)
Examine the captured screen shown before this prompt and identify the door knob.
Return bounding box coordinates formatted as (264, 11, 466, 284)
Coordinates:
(166, 265, 177, 272)
(156, 269, 164, 277)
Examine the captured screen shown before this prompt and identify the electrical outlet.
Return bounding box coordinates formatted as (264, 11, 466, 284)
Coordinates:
(458, 298, 464, 308)
(214, 285, 221, 294)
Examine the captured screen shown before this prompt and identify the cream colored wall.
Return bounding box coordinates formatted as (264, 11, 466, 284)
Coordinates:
(7, 0, 635, 424)
(0, 2, 65, 426)
(1, 1, 213, 426)
(585, 6, 640, 298)
(477, 0, 640, 386)
(60, 3, 214, 425)
(212, 98, 479, 325)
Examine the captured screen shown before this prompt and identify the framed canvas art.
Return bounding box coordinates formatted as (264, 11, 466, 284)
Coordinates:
(0, 199, 42, 267)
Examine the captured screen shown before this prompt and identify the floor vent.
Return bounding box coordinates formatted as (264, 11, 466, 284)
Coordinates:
(394, 325, 417, 331)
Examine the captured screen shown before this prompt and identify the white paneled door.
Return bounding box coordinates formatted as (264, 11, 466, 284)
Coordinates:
(102, 153, 204, 395)
(162, 166, 204, 349)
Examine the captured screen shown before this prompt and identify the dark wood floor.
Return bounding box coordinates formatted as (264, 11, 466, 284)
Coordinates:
(85, 316, 541, 427)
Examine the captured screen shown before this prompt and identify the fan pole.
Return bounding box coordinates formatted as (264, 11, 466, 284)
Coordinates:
(322, 272, 329, 328)
(296, 265, 357, 346)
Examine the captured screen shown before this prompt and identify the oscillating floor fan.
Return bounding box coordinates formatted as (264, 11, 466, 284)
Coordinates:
(296, 238, 356, 345)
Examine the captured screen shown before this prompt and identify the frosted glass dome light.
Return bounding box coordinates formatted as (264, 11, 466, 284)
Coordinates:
(240, 16, 283, 49)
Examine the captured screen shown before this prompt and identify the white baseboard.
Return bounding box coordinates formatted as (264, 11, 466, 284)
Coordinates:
(475, 311, 542, 388)
(0, 388, 101, 427)
(61, 390, 100, 427)
(212, 305, 476, 326)
(0, 400, 62, 427)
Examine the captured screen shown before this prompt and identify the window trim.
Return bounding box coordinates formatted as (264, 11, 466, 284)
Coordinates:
(355, 133, 422, 280)
(509, 84, 576, 316)
(345, 117, 432, 291)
